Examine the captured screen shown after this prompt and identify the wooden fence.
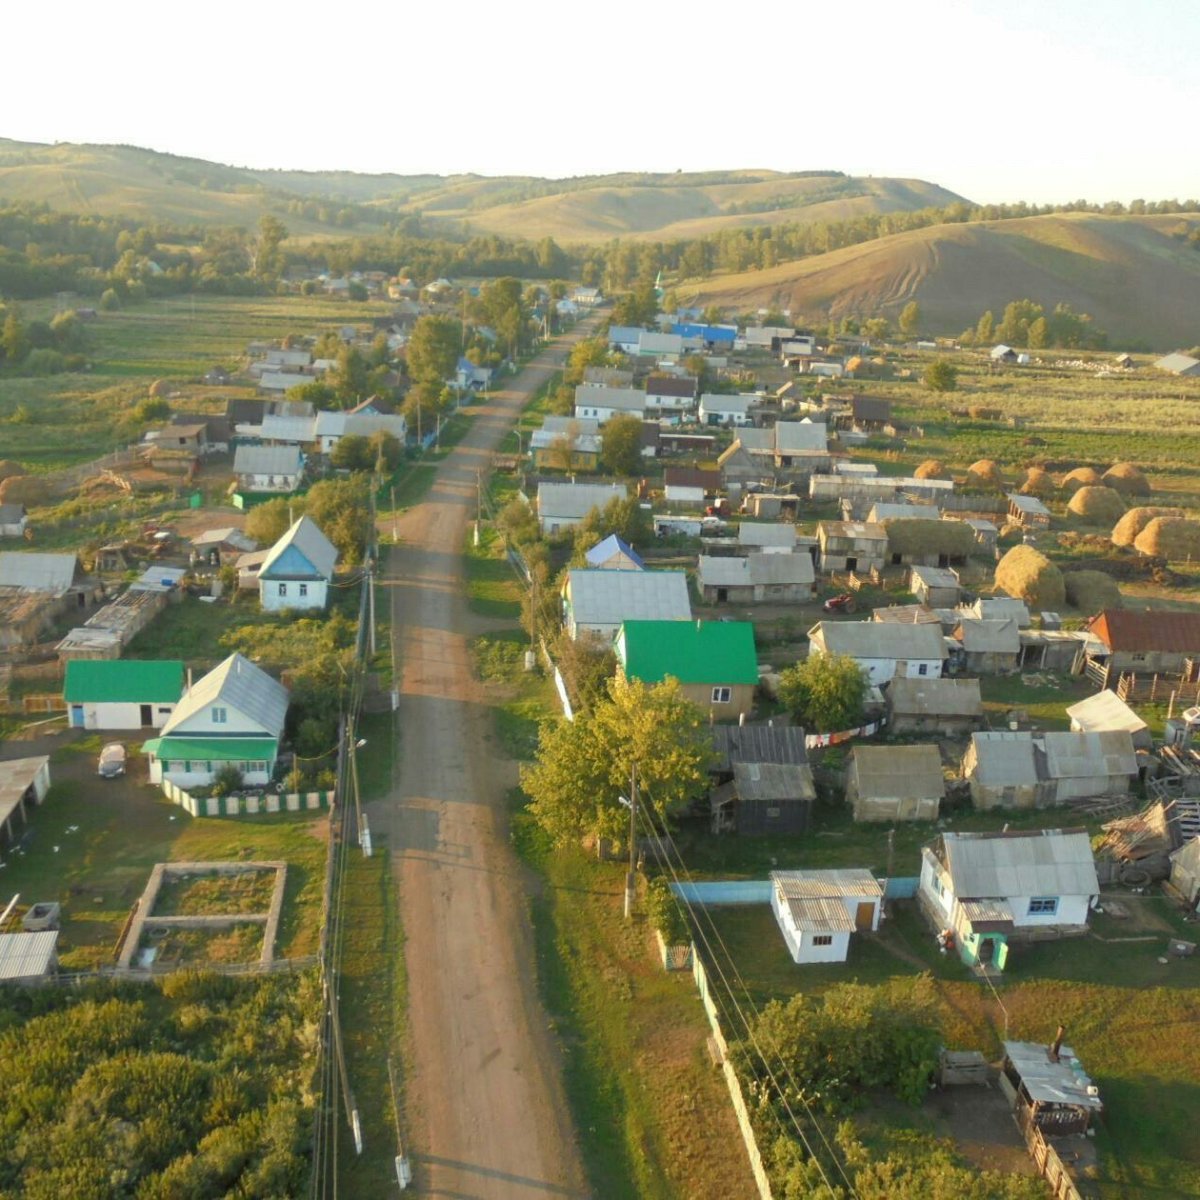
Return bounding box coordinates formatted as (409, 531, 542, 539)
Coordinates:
(160, 778, 333, 817)
(1015, 1103, 1086, 1200)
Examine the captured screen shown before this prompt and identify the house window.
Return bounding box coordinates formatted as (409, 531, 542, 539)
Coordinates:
(278, 583, 288, 596)
(711, 687, 732, 703)
(918, 663, 928, 676)
(249, 761, 266, 773)
(812, 935, 834, 946)
(212, 707, 227, 724)
(299, 583, 308, 597)
(1028, 897, 1059, 916)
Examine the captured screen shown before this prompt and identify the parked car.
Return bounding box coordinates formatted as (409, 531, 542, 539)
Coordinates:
(98, 743, 126, 779)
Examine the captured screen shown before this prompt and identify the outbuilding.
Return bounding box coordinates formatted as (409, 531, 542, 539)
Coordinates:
(886, 678, 984, 736)
(909, 565, 961, 608)
(64, 659, 184, 730)
(0, 931, 59, 985)
(770, 869, 883, 964)
(846, 744, 945, 822)
(0, 756, 50, 852)
(698, 553, 815, 604)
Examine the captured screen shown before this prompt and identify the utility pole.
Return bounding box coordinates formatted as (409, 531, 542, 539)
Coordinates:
(624, 761, 638, 919)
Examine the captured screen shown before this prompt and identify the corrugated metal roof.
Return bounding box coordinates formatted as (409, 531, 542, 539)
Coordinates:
(939, 829, 1100, 898)
(959, 898, 1014, 925)
(233, 444, 303, 476)
(888, 677, 983, 718)
(582, 367, 634, 388)
(699, 393, 754, 414)
(698, 554, 813, 588)
(772, 869, 883, 898)
(1003, 1041, 1103, 1108)
(572, 384, 645, 412)
(0, 932, 58, 981)
(955, 618, 1020, 653)
(910, 565, 960, 589)
(64, 660, 184, 705)
(1155, 352, 1200, 374)
(162, 653, 289, 740)
(566, 569, 691, 627)
(732, 762, 815, 802)
(0, 552, 79, 593)
(538, 482, 627, 521)
(618, 619, 758, 685)
(780, 896, 856, 932)
(1042, 731, 1137, 779)
(869, 502, 940, 522)
(737, 523, 797, 548)
(969, 732, 1040, 786)
(259, 515, 338, 581)
(541, 415, 600, 436)
(969, 596, 1031, 626)
(0, 756, 48, 828)
(852, 744, 945, 798)
(261, 414, 317, 443)
(712, 724, 808, 769)
(1089, 608, 1200, 654)
(817, 520, 888, 542)
(813, 620, 947, 661)
(585, 535, 643, 570)
(773, 422, 827, 453)
(873, 604, 942, 625)
(1007, 493, 1052, 516)
(734, 427, 774, 452)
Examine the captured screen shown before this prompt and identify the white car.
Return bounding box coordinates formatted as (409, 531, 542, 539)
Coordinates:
(98, 743, 126, 779)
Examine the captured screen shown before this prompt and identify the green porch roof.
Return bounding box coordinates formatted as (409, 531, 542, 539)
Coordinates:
(65, 659, 185, 705)
(143, 736, 278, 762)
(618, 620, 758, 685)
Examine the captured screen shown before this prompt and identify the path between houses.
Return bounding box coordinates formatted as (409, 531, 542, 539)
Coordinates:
(368, 320, 600, 1199)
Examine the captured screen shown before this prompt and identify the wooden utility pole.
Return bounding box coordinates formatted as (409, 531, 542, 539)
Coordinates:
(624, 762, 638, 919)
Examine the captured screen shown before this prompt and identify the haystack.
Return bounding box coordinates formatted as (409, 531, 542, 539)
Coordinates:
(1102, 462, 1151, 496)
(1111, 506, 1184, 547)
(994, 544, 1066, 610)
(965, 459, 1005, 490)
(881, 518, 977, 562)
(914, 459, 948, 480)
(1067, 486, 1125, 525)
(148, 379, 170, 399)
(0, 475, 52, 506)
(1018, 467, 1056, 498)
(0, 460, 24, 483)
(1063, 569, 1122, 612)
(1133, 518, 1200, 562)
(1060, 466, 1102, 492)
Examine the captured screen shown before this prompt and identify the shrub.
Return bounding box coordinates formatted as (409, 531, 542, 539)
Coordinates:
(212, 764, 244, 795)
(99, 288, 121, 311)
(644, 878, 690, 945)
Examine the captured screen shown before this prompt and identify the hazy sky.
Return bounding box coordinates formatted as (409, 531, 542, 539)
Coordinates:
(7, 0, 1195, 204)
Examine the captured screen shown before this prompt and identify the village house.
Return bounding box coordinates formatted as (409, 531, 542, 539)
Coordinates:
(560, 568, 691, 641)
(698, 553, 816, 604)
(64, 659, 184, 730)
(582, 366, 634, 389)
(964, 730, 1138, 809)
(909, 565, 961, 608)
(636, 330, 684, 360)
(737, 522, 798, 555)
(644, 374, 698, 417)
(816, 521, 888, 573)
(886, 677, 984, 736)
(535, 481, 626, 535)
(698, 394, 756, 426)
(573, 384, 645, 423)
(0, 504, 28, 539)
(716, 442, 767, 492)
(1065, 690, 1151, 750)
(1082, 608, 1200, 686)
(951, 618, 1021, 673)
(257, 516, 338, 612)
(232, 444, 304, 494)
(314, 410, 408, 455)
(738, 422, 831, 474)
(607, 325, 644, 354)
(709, 724, 813, 836)
(919, 828, 1101, 972)
(584, 534, 643, 571)
(769, 869, 883, 965)
(455, 357, 493, 391)
(190, 527, 258, 567)
(615, 619, 759, 721)
(807, 620, 946, 686)
(143, 653, 289, 788)
(663, 467, 720, 508)
(964, 518, 999, 554)
(846, 744, 945, 822)
(531, 417, 602, 472)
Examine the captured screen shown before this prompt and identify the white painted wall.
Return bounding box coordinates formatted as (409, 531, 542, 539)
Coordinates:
(259, 578, 329, 612)
(1007, 893, 1092, 928)
(81, 700, 175, 730)
(151, 758, 274, 788)
(169, 703, 265, 738)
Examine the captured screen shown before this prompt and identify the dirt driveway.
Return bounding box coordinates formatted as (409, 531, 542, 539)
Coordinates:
(370, 323, 600, 1199)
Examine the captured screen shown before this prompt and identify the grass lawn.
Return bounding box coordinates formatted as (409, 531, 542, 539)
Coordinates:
(979, 672, 1096, 729)
(464, 526, 524, 620)
(0, 738, 327, 969)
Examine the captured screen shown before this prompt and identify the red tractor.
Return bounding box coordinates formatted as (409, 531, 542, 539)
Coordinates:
(822, 593, 857, 614)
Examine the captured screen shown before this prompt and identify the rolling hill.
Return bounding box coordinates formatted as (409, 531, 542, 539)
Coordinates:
(677, 213, 1200, 350)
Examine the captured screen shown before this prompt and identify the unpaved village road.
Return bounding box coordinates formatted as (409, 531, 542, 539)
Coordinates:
(370, 321, 600, 1199)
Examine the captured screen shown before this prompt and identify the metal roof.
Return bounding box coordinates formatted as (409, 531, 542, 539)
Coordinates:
(1041, 731, 1137, 779)
(969, 732, 1041, 786)
(869, 502, 940, 523)
(573, 384, 645, 413)
(259, 515, 338, 581)
(773, 422, 828, 453)
(969, 596, 1031, 626)
(538, 481, 627, 521)
(645, 373, 697, 398)
(541, 415, 600, 436)
(1065, 690, 1148, 737)
(618, 619, 758, 685)
(851, 744, 945, 799)
(910, 564, 960, 590)
(771, 869, 882, 933)
(582, 367, 634, 388)
(872, 604, 942, 626)
(585, 535, 644, 570)
(958, 898, 1014, 928)
(817, 520, 888, 542)
(737, 522, 797, 547)
(712, 724, 808, 770)
(0, 552, 79, 594)
(233, 444, 303, 476)
(813, 620, 947, 661)
(565, 569, 691, 627)
(954, 618, 1021, 654)
(0, 931, 58, 981)
(1155, 352, 1200, 375)
(260, 414, 317, 443)
(732, 762, 816, 802)
(887, 677, 982, 718)
(1003, 1041, 1103, 1109)
(146, 736, 279, 761)
(1088, 608, 1200, 654)
(1007, 493, 1052, 516)
(937, 829, 1100, 899)
(699, 393, 754, 414)
(64, 660, 184, 705)
(698, 554, 813, 588)
(0, 756, 48, 829)
(161, 652, 289, 740)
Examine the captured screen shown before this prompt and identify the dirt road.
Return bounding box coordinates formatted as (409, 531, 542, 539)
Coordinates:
(371, 324, 598, 1199)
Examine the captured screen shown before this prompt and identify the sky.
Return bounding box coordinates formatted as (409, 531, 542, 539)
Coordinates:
(6, 0, 1196, 205)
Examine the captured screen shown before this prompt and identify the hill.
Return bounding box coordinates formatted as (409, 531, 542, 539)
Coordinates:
(0, 141, 963, 241)
(677, 213, 1200, 349)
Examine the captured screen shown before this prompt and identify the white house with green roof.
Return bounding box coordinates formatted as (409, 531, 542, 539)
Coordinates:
(63, 659, 185, 730)
(143, 653, 288, 787)
(614, 619, 759, 720)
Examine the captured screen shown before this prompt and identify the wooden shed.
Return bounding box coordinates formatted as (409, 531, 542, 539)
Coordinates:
(846, 744, 945, 822)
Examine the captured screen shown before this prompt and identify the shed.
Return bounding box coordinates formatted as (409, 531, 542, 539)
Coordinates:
(711, 723, 808, 773)
(711, 762, 816, 836)
(846, 744, 945, 822)
(1001, 1040, 1103, 1133)
(0, 551, 80, 594)
(1169, 837, 1200, 906)
(1154, 352, 1200, 377)
(1041, 730, 1138, 802)
(1066, 690, 1151, 750)
(64, 659, 184, 730)
(769, 870, 883, 964)
(909, 564, 960, 608)
(737, 523, 797, 554)
(0, 931, 59, 984)
(536, 481, 626, 534)
(1007, 493, 1052, 529)
(886, 678, 984, 736)
(952, 618, 1021, 673)
(232, 444, 303, 494)
(816, 521, 887, 573)
(698, 553, 814, 605)
(0, 756, 51, 850)
(561, 569, 691, 641)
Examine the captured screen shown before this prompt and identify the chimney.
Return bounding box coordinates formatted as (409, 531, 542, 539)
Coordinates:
(1048, 1025, 1066, 1063)
(186, 668, 193, 689)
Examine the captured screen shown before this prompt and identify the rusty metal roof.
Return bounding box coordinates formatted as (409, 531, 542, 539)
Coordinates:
(1089, 608, 1200, 653)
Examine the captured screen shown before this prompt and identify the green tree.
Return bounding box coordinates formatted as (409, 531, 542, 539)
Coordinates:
(565, 336, 609, 385)
(1, 308, 30, 364)
(305, 476, 370, 564)
(254, 215, 288, 282)
(243, 498, 294, 547)
(995, 298, 1044, 348)
(99, 287, 121, 312)
(330, 433, 373, 471)
(898, 301, 921, 336)
(575, 493, 650, 549)
(862, 317, 890, 343)
(975, 309, 995, 344)
(406, 315, 460, 387)
(367, 429, 402, 472)
(777, 653, 866, 732)
(599, 412, 644, 476)
(521, 676, 715, 846)
(922, 359, 958, 392)
(1027, 316, 1049, 349)
(330, 345, 370, 406)
(286, 379, 336, 407)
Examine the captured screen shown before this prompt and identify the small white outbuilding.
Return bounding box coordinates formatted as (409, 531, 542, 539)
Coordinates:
(769, 869, 884, 964)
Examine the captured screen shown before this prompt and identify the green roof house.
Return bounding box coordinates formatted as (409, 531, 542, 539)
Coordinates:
(615, 619, 759, 720)
(63, 659, 185, 731)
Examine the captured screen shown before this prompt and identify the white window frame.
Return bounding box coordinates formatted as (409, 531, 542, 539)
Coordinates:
(212, 707, 227, 724)
(299, 583, 308, 597)
(1028, 897, 1059, 916)
(278, 583, 288, 596)
(711, 686, 732, 704)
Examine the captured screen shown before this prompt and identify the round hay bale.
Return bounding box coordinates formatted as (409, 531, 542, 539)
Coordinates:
(966, 459, 1005, 490)
(1102, 462, 1151, 496)
(0, 474, 51, 506)
(1063, 569, 1122, 613)
(1019, 467, 1056, 498)
(1060, 466, 1102, 492)
(0, 460, 26, 483)
(994, 544, 1066, 610)
(148, 379, 170, 398)
(1067, 485, 1126, 525)
(914, 458, 948, 480)
(1133, 517, 1200, 562)
(1111, 506, 1184, 547)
